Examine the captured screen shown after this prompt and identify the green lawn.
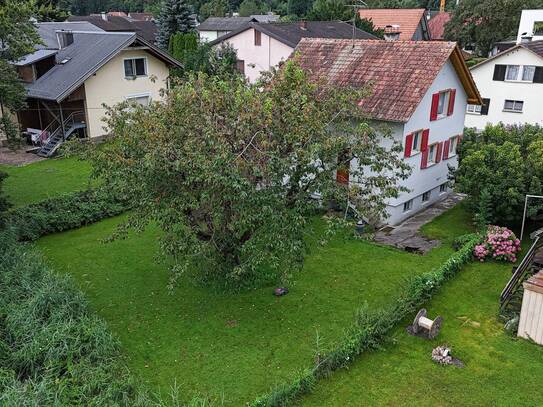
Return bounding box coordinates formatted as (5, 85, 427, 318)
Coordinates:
(36, 205, 471, 405)
(0, 157, 92, 207)
(300, 253, 543, 406)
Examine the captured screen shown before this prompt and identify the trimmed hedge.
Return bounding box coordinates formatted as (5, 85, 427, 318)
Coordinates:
(251, 234, 481, 406)
(8, 188, 129, 241)
(0, 231, 152, 405)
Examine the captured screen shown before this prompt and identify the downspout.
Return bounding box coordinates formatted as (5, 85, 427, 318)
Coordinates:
(58, 102, 65, 140)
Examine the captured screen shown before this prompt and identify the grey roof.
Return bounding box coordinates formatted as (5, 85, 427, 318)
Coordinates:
(25, 32, 182, 102)
(14, 49, 57, 66)
(250, 14, 280, 23)
(198, 17, 256, 31)
(66, 15, 158, 43)
(36, 21, 103, 49)
(209, 21, 378, 48)
(523, 40, 543, 58)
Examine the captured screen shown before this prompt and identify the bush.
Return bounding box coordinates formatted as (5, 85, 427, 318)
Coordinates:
(0, 231, 151, 405)
(473, 225, 521, 263)
(7, 188, 129, 241)
(251, 233, 480, 406)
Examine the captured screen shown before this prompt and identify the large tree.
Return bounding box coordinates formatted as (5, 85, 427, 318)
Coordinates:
(88, 61, 410, 289)
(0, 0, 41, 143)
(444, 0, 543, 56)
(156, 0, 195, 49)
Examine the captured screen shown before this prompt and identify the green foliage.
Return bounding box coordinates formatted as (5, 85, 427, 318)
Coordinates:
(287, 0, 312, 16)
(35, 0, 69, 21)
(88, 61, 410, 289)
(0, 0, 41, 143)
(0, 231, 150, 405)
(8, 188, 129, 241)
(169, 31, 198, 60)
(251, 234, 480, 406)
(0, 171, 10, 229)
(156, 0, 196, 49)
(238, 0, 264, 16)
(444, 0, 543, 56)
(198, 0, 227, 19)
(455, 124, 543, 224)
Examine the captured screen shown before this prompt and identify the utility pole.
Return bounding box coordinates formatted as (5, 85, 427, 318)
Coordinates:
(346, 0, 367, 48)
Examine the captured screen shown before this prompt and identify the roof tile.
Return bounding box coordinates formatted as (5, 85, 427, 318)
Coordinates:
(358, 8, 426, 40)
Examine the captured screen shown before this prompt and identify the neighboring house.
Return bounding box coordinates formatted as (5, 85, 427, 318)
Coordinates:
(197, 14, 279, 42)
(358, 8, 430, 41)
(209, 21, 377, 83)
(67, 14, 157, 43)
(465, 40, 543, 130)
(6, 22, 181, 155)
(294, 38, 481, 225)
(517, 9, 543, 43)
(427, 11, 451, 40)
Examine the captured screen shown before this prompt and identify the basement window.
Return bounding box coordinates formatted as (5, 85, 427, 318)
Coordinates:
(124, 57, 147, 78)
(503, 100, 524, 113)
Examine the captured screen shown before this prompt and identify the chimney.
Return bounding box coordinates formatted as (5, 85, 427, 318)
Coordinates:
(520, 32, 533, 43)
(56, 30, 74, 49)
(384, 25, 401, 41)
(300, 20, 307, 30)
(101, 11, 107, 21)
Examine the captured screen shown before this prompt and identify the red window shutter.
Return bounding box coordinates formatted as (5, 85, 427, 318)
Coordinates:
(404, 133, 413, 158)
(421, 129, 429, 151)
(420, 149, 429, 169)
(430, 93, 440, 121)
(443, 139, 450, 160)
(447, 89, 456, 116)
(435, 142, 443, 163)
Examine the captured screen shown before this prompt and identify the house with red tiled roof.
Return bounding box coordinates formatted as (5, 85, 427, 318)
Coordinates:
(294, 38, 481, 225)
(428, 12, 451, 40)
(358, 8, 430, 41)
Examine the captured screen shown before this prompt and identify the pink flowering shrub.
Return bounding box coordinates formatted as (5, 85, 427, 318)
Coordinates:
(473, 226, 521, 263)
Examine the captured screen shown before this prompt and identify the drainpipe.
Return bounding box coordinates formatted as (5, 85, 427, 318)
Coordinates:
(58, 103, 65, 140)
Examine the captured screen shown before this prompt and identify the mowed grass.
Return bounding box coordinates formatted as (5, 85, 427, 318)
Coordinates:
(36, 205, 472, 405)
(0, 157, 92, 207)
(300, 251, 543, 406)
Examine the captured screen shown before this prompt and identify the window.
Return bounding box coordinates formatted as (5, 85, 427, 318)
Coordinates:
(428, 143, 438, 164)
(403, 199, 413, 212)
(449, 136, 458, 156)
(236, 60, 245, 75)
(440, 184, 448, 193)
(124, 58, 146, 78)
(534, 21, 543, 35)
(126, 94, 150, 107)
(466, 104, 482, 114)
(437, 91, 449, 116)
(411, 130, 423, 152)
(522, 65, 536, 81)
(505, 65, 519, 81)
(254, 29, 261, 46)
(422, 191, 431, 202)
(504, 99, 524, 112)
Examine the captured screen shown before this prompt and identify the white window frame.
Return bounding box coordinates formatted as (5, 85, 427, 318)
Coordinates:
(411, 129, 423, 154)
(505, 65, 520, 81)
(466, 104, 482, 115)
(436, 90, 450, 117)
(123, 57, 148, 79)
(403, 199, 413, 213)
(503, 99, 524, 113)
(422, 190, 431, 203)
(428, 143, 438, 165)
(449, 136, 458, 157)
(125, 92, 151, 107)
(522, 65, 536, 82)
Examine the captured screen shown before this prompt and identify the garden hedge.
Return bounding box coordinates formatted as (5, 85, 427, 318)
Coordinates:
(251, 233, 481, 406)
(8, 188, 129, 241)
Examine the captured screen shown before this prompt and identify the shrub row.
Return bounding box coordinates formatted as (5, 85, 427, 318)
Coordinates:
(8, 188, 129, 241)
(251, 234, 481, 406)
(0, 231, 152, 405)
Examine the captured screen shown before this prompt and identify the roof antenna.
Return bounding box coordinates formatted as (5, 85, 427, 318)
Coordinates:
(346, 0, 367, 49)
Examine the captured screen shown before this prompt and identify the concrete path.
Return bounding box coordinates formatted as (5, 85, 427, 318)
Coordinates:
(375, 193, 465, 254)
(0, 146, 43, 166)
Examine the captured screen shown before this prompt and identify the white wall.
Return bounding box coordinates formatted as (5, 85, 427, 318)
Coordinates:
(465, 47, 543, 130)
(517, 10, 543, 43)
(199, 30, 219, 42)
(219, 28, 293, 83)
(385, 60, 467, 225)
(83, 49, 170, 138)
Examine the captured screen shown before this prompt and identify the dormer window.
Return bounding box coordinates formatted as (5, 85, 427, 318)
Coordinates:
(124, 58, 147, 78)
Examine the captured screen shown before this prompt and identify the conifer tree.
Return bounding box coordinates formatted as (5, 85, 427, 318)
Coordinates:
(156, 0, 195, 50)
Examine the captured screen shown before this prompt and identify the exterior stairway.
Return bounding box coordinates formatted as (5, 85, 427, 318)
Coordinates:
(37, 111, 86, 158)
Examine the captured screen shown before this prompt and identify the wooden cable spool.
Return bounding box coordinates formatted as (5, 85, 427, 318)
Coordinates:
(411, 308, 443, 339)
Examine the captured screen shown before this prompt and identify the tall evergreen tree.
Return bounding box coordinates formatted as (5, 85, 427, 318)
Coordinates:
(156, 0, 195, 49)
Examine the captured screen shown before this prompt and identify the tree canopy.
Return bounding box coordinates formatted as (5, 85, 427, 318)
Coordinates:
(88, 61, 410, 289)
(156, 0, 196, 49)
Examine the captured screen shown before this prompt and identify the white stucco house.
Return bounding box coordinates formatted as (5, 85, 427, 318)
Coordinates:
(465, 40, 543, 130)
(295, 38, 482, 225)
(517, 9, 543, 43)
(208, 21, 377, 83)
(5, 22, 181, 155)
(197, 15, 279, 42)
